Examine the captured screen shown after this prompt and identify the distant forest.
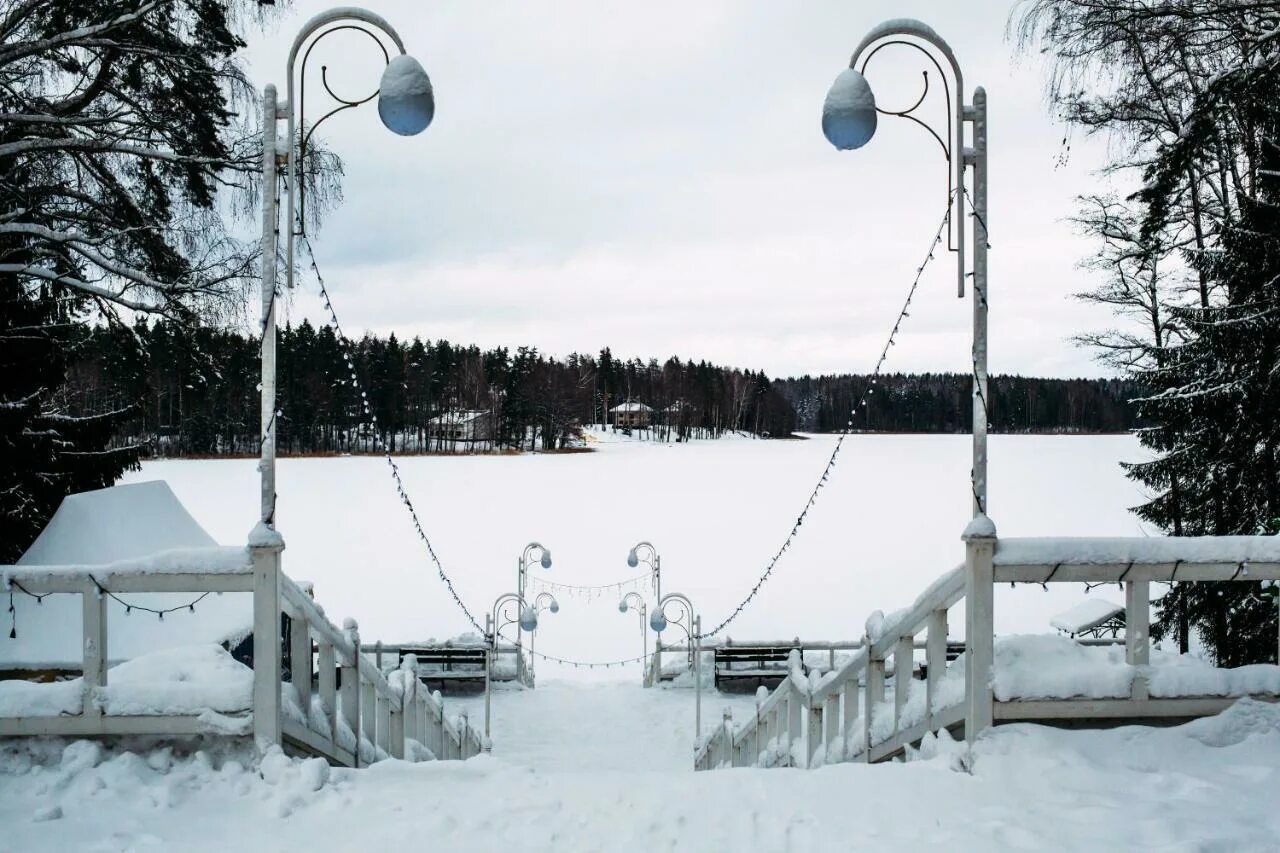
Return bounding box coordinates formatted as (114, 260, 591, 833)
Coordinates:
(63, 321, 1142, 457)
(777, 374, 1143, 434)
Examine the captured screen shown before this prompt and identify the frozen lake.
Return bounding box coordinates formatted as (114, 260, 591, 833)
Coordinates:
(125, 433, 1149, 681)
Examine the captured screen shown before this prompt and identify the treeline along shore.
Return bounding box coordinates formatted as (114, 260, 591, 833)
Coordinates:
(65, 321, 1142, 457)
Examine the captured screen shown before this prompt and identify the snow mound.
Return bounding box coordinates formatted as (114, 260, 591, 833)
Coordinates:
(102, 644, 253, 715)
(1183, 696, 1280, 747)
(0, 644, 252, 717)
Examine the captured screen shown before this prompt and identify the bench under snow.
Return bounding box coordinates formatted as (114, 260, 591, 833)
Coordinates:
(1050, 599, 1125, 638)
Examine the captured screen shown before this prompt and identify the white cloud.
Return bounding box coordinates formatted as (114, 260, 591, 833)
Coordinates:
(248, 0, 1128, 379)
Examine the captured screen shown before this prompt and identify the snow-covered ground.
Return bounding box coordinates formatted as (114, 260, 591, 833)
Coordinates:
(7, 434, 1280, 850)
(3, 690, 1278, 851)
(110, 434, 1150, 680)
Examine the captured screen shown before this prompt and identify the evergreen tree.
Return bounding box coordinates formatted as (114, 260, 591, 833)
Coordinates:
(0, 0, 290, 558)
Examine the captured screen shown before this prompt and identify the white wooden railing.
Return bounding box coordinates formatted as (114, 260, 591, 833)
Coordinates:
(696, 524, 1280, 771)
(0, 537, 485, 765)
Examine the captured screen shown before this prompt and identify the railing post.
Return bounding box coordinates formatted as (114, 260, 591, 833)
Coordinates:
(823, 694, 839, 763)
(389, 696, 405, 759)
(81, 583, 107, 720)
(250, 533, 283, 752)
(864, 655, 884, 762)
(806, 693, 822, 768)
(727, 706, 737, 768)
(432, 690, 446, 758)
(894, 635, 913, 733)
(786, 684, 802, 767)
(376, 694, 390, 756)
(963, 519, 997, 744)
(764, 703, 778, 766)
(842, 677, 859, 758)
(1125, 579, 1150, 701)
(340, 620, 360, 767)
(925, 609, 947, 728)
(400, 655, 418, 755)
(317, 641, 336, 744)
(361, 671, 377, 760)
(289, 603, 312, 725)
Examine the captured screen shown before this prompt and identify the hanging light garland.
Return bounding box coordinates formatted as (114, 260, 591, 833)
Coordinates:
(5, 577, 212, 639)
(695, 193, 956, 640)
(300, 233, 487, 634)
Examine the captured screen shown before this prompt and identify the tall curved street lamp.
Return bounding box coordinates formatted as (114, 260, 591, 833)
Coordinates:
(515, 542, 552, 682)
(651, 591, 702, 740)
(258, 8, 434, 530)
(485, 591, 554, 739)
(821, 18, 990, 518)
(618, 591, 648, 685)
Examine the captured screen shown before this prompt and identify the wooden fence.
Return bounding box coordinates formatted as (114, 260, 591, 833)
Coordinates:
(695, 526, 1280, 770)
(0, 539, 484, 765)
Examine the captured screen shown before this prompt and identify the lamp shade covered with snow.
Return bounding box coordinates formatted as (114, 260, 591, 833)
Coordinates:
(649, 610, 668, 633)
(822, 68, 877, 150)
(519, 606, 539, 633)
(378, 54, 434, 136)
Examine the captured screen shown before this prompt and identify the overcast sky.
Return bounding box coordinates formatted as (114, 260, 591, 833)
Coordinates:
(241, 1, 1123, 380)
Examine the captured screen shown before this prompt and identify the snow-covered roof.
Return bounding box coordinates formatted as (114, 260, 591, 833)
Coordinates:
(1050, 599, 1125, 635)
(610, 402, 652, 412)
(2, 481, 253, 670)
(427, 410, 489, 425)
(19, 480, 216, 565)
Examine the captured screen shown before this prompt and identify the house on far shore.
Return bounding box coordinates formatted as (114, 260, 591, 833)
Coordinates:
(610, 401, 653, 429)
(426, 410, 493, 445)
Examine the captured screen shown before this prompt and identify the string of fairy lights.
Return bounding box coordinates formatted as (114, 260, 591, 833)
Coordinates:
(963, 187, 992, 516)
(692, 192, 957, 640)
(300, 232, 488, 635)
(525, 571, 654, 600)
(6, 578, 213, 640)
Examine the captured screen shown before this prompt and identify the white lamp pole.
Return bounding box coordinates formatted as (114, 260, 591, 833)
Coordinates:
(258, 7, 434, 529)
(822, 18, 990, 518)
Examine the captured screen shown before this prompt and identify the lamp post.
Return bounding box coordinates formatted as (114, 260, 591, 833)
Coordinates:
(650, 592, 701, 741)
(258, 8, 434, 530)
(515, 542, 552, 683)
(527, 591, 560, 683)
(618, 591, 648, 685)
(821, 18, 990, 518)
(485, 592, 552, 739)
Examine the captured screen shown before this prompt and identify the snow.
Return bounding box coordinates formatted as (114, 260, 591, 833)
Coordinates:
(992, 634, 1280, 701)
(2, 481, 253, 671)
(962, 513, 998, 539)
(18, 481, 215, 565)
(1049, 598, 1124, 635)
(994, 535, 1280, 566)
(379, 54, 431, 101)
(5, 435, 1279, 847)
(0, 644, 252, 717)
(2, 689, 1279, 850)
(105, 435, 1151, 680)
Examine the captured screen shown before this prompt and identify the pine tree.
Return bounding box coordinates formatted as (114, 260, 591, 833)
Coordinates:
(0, 0, 288, 558)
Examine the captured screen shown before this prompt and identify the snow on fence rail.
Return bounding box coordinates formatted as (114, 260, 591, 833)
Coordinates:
(0, 537, 484, 765)
(695, 524, 1280, 771)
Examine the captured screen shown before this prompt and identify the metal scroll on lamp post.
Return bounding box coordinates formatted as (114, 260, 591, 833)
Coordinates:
(820, 18, 990, 518)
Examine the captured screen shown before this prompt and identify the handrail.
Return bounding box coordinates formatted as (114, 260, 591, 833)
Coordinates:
(696, 531, 1280, 771)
